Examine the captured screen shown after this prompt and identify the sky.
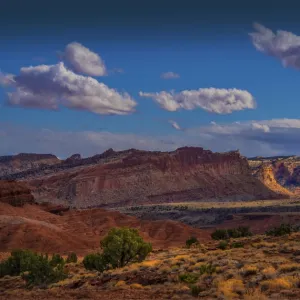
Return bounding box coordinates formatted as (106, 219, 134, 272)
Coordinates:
(2, 0, 300, 158)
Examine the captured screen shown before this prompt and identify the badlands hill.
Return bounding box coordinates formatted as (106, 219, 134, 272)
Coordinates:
(0, 147, 288, 208)
(0, 201, 211, 255)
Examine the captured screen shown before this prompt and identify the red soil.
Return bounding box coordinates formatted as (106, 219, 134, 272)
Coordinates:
(0, 203, 211, 255)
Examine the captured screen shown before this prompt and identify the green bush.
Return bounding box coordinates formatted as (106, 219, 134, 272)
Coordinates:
(211, 229, 229, 240)
(211, 227, 252, 240)
(199, 263, 216, 275)
(0, 249, 38, 277)
(218, 240, 228, 250)
(50, 254, 65, 267)
(0, 249, 67, 287)
(100, 227, 152, 268)
(186, 236, 199, 248)
(83, 227, 152, 271)
(83, 253, 108, 272)
(179, 273, 199, 284)
(265, 224, 294, 236)
(66, 252, 78, 263)
(22, 254, 67, 288)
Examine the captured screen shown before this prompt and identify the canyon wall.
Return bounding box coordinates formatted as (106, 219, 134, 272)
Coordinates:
(25, 147, 283, 208)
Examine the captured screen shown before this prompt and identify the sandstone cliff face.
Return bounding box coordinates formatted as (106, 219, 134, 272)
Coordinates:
(26, 147, 283, 208)
(0, 180, 35, 206)
(254, 165, 292, 197)
(0, 153, 60, 177)
(249, 156, 300, 194)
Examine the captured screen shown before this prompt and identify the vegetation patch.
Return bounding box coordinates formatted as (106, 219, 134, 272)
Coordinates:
(211, 226, 252, 240)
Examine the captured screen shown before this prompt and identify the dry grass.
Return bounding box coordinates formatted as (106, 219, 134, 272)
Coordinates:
(3, 231, 300, 299)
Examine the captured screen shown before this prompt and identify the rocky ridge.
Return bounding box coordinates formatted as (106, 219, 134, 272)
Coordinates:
(19, 147, 284, 208)
(0, 153, 60, 177)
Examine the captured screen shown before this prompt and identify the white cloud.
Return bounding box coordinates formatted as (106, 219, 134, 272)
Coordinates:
(250, 22, 300, 69)
(251, 122, 270, 133)
(5, 62, 137, 115)
(0, 72, 15, 87)
(139, 88, 256, 114)
(62, 42, 107, 76)
(169, 120, 181, 130)
(160, 72, 180, 79)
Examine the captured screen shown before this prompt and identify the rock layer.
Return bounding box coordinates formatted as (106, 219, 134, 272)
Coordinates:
(26, 147, 283, 208)
(0, 180, 35, 206)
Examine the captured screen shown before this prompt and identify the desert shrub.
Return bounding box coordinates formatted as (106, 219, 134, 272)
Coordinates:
(0, 249, 38, 277)
(231, 242, 244, 248)
(83, 253, 109, 272)
(199, 263, 216, 275)
(50, 254, 65, 267)
(186, 236, 199, 248)
(66, 252, 78, 263)
(212, 227, 252, 240)
(179, 273, 199, 284)
(83, 227, 152, 272)
(265, 224, 294, 236)
(100, 227, 152, 268)
(0, 249, 67, 287)
(211, 229, 229, 240)
(218, 240, 229, 250)
(22, 254, 67, 288)
(240, 265, 258, 276)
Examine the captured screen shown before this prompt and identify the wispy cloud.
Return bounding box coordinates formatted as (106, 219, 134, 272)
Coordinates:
(169, 120, 182, 130)
(2, 118, 300, 158)
(160, 71, 180, 79)
(139, 88, 256, 114)
(250, 22, 300, 69)
(109, 68, 125, 74)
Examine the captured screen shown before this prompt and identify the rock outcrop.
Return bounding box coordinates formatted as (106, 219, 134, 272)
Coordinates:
(24, 147, 283, 208)
(0, 153, 60, 177)
(254, 165, 292, 197)
(249, 156, 300, 195)
(0, 180, 35, 206)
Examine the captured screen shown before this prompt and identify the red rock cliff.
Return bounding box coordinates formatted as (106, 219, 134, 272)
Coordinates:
(28, 147, 283, 208)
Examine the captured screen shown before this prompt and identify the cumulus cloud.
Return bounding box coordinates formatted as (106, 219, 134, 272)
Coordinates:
(62, 42, 107, 76)
(4, 62, 137, 115)
(169, 120, 181, 130)
(160, 72, 180, 79)
(139, 88, 255, 114)
(250, 22, 300, 69)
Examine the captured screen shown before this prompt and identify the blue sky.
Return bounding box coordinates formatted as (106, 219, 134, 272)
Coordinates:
(2, 1, 300, 157)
